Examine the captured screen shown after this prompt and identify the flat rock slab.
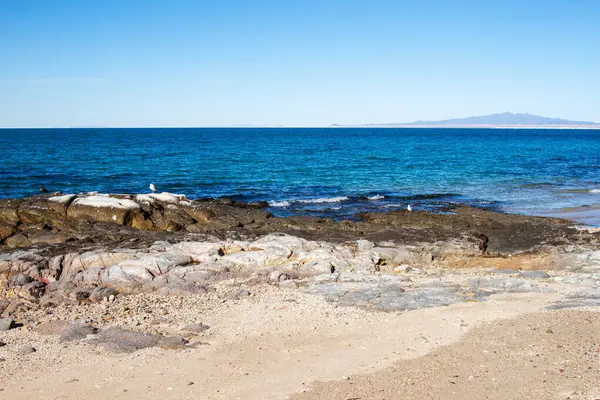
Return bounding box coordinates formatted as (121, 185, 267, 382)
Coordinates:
(305, 282, 462, 312)
(467, 278, 554, 294)
(547, 288, 600, 310)
(92, 327, 188, 353)
(36, 320, 98, 341)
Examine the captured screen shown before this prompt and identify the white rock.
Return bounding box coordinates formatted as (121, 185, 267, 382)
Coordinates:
(71, 196, 140, 210)
(48, 194, 77, 205)
(134, 192, 187, 205)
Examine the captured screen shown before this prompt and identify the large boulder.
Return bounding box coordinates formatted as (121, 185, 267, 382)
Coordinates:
(0, 198, 20, 225)
(67, 196, 141, 225)
(0, 222, 17, 243)
(60, 251, 134, 281)
(17, 196, 74, 225)
(4, 233, 32, 249)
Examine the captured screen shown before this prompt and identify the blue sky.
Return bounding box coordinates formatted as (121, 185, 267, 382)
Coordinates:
(1, 0, 598, 127)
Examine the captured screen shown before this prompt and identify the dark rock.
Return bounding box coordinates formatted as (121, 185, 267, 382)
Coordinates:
(0, 341, 6, 347)
(71, 288, 92, 303)
(184, 207, 216, 223)
(94, 328, 188, 353)
(218, 197, 234, 206)
(0, 318, 16, 331)
(247, 201, 269, 209)
(60, 323, 98, 341)
(36, 320, 97, 341)
(162, 207, 195, 227)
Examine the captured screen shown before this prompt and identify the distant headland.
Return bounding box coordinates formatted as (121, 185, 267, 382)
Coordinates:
(332, 112, 600, 128)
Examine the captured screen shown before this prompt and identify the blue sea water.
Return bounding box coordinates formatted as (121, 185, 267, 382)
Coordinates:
(2, 128, 600, 224)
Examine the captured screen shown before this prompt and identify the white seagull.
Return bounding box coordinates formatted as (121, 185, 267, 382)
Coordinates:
(407, 204, 413, 212)
(149, 183, 157, 193)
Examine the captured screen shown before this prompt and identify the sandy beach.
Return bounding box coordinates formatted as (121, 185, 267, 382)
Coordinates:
(1, 192, 600, 399)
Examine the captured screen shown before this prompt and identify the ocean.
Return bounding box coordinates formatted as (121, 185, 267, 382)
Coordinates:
(2, 127, 600, 224)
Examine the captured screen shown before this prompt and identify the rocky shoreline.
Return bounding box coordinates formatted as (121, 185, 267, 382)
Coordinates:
(1, 191, 600, 398)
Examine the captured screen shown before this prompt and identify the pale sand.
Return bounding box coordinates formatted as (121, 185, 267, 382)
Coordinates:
(293, 309, 600, 400)
(3, 286, 593, 400)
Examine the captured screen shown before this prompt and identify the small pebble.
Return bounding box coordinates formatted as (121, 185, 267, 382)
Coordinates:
(17, 345, 36, 355)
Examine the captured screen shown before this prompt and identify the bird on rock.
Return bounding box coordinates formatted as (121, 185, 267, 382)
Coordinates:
(149, 183, 157, 193)
(407, 204, 413, 212)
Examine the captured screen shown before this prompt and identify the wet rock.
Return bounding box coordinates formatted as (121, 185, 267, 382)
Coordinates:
(218, 197, 234, 206)
(0, 318, 16, 331)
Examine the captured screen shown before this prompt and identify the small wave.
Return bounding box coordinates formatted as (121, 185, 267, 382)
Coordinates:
(367, 195, 385, 200)
(590, 189, 600, 194)
(269, 200, 291, 207)
(296, 196, 349, 204)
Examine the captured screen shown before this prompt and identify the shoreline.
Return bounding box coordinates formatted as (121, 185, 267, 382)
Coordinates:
(1, 191, 600, 399)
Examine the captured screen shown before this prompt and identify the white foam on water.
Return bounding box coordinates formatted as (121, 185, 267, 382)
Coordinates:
(367, 195, 385, 200)
(296, 196, 349, 204)
(268, 200, 291, 207)
(590, 189, 600, 193)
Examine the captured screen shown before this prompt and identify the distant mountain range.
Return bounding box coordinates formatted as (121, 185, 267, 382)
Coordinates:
(332, 112, 600, 128)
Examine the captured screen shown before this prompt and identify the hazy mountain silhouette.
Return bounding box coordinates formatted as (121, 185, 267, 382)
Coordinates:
(333, 112, 599, 127)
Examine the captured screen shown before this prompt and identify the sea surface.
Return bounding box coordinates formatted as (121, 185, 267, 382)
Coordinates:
(2, 128, 600, 224)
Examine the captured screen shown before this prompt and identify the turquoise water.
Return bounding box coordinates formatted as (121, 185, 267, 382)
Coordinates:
(2, 128, 600, 222)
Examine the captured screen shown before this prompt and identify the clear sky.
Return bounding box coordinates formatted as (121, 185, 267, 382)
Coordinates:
(1, 0, 598, 127)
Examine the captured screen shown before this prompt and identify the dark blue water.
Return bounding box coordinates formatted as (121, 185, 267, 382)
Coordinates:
(2, 128, 600, 222)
